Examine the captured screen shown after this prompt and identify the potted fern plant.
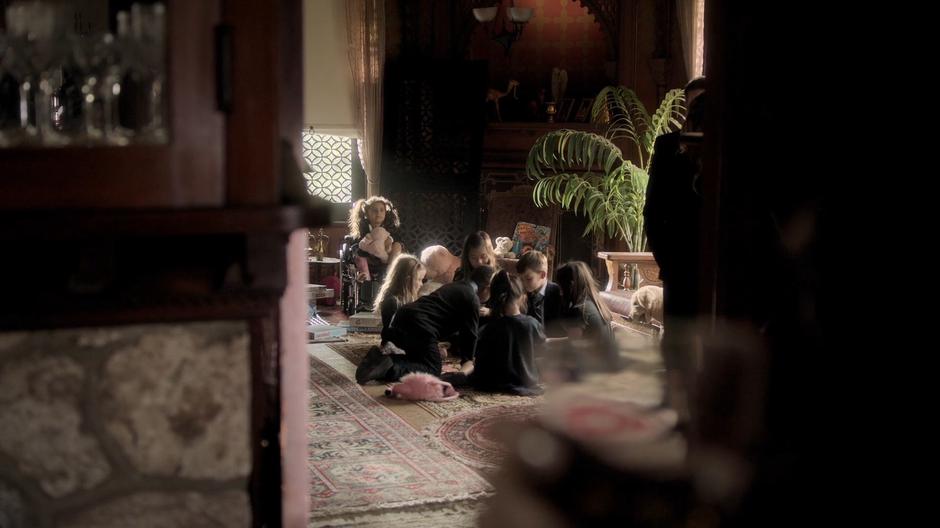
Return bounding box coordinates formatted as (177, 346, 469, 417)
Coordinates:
(525, 86, 687, 254)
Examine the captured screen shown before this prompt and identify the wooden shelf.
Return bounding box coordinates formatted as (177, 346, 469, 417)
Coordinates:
(485, 121, 603, 132)
(0, 205, 330, 240)
(483, 122, 605, 167)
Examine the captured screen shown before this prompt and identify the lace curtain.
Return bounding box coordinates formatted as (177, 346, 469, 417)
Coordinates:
(346, 0, 386, 196)
(676, 0, 705, 79)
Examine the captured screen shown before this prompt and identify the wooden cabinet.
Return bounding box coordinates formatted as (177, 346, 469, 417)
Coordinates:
(0, 0, 293, 210)
(0, 1, 222, 208)
(0, 2, 317, 526)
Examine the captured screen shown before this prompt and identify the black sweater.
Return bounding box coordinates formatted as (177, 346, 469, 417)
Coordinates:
(388, 281, 480, 361)
(469, 314, 544, 395)
(526, 281, 563, 332)
(378, 296, 401, 330)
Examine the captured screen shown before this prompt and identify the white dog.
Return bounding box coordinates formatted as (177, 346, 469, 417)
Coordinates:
(630, 285, 664, 326)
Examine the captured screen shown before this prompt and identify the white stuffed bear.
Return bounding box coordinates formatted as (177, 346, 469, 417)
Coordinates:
(494, 236, 516, 259)
(358, 226, 393, 263)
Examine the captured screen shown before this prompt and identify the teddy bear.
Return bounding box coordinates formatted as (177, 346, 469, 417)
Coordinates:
(358, 226, 393, 263)
(494, 236, 516, 259)
(384, 372, 460, 401)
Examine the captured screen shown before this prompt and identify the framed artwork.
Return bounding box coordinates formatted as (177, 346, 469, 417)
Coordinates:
(558, 98, 576, 122)
(511, 222, 552, 257)
(574, 97, 594, 123)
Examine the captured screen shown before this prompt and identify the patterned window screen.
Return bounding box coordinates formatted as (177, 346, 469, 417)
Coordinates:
(301, 131, 353, 203)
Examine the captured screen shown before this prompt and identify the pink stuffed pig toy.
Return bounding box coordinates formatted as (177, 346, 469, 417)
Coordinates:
(385, 373, 460, 401)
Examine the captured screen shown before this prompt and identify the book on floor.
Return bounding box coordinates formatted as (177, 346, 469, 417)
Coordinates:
(348, 311, 382, 333)
(308, 313, 347, 341)
(308, 323, 347, 341)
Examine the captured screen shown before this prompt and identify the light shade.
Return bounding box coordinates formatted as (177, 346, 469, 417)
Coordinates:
(472, 6, 498, 22)
(507, 7, 532, 22)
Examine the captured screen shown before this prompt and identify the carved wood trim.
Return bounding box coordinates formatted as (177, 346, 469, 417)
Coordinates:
(0, 206, 329, 240)
(0, 292, 285, 331)
(577, 0, 620, 60)
(596, 251, 661, 291)
(458, 0, 620, 60)
(249, 314, 282, 527)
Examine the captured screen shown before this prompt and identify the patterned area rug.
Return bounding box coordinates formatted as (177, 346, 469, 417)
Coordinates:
(308, 498, 482, 528)
(327, 340, 540, 419)
(327, 337, 462, 373)
(415, 388, 540, 419)
(427, 404, 541, 471)
(308, 355, 491, 523)
(326, 335, 381, 366)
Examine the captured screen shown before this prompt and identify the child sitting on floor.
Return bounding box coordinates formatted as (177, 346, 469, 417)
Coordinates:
(516, 250, 563, 335)
(554, 261, 618, 371)
(444, 270, 544, 395)
(372, 254, 427, 331)
(452, 231, 498, 283)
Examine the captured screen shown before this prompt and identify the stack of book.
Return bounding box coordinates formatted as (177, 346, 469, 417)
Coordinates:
(308, 314, 347, 343)
(347, 311, 382, 333)
(307, 284, 334, 301)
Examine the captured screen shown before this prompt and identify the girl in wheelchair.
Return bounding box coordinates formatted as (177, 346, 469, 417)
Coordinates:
(342, 196, 405, 313)
(347, 196, 404, 281)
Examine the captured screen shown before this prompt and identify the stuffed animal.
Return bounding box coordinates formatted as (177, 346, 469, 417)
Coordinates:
(494, 236, 516, 259)
(384, 372, 460, 401)
(629, 285, 664, 326)
(419, 245, 461, 284)
(358, 226, 393, 263)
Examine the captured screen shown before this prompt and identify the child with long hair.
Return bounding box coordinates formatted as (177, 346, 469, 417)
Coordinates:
(356, 266, 495, 384)
(554, 261, 618, 370)
(444, 270, 544, 395)
(452, 231, 498, 283)
(554, 261, 614, 338)
(347, 196, 404, 280)
(372, 254, 427, 330)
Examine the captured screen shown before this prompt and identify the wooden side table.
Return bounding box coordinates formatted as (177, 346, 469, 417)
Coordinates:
(307, 257, 341, 301)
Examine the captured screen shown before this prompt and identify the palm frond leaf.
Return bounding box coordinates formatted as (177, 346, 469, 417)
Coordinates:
(525, 85, 685, 251)
(647, 88, 687, 155)
(526, 130, 623, 177)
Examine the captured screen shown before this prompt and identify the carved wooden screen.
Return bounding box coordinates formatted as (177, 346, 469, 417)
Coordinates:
(381, 60, 487, 255)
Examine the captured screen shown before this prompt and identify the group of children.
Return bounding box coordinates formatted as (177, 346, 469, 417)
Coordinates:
(349, 196, 616, 396)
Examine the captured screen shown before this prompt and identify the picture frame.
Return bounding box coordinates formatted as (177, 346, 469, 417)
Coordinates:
(574, 97, 594, 123)
(511, 222, 552, 257)
(558, 97, 576, 122)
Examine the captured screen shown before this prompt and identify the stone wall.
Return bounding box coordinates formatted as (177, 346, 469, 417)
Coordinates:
(0, 321, 252, 528)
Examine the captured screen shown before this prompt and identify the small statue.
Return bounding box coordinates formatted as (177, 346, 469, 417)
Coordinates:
(310, 228, 329, 261)
(485, 79, 520, 122)
(551, 67, 568, 103)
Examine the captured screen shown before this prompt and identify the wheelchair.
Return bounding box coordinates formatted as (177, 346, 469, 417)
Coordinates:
(339, 235, 388, 316)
